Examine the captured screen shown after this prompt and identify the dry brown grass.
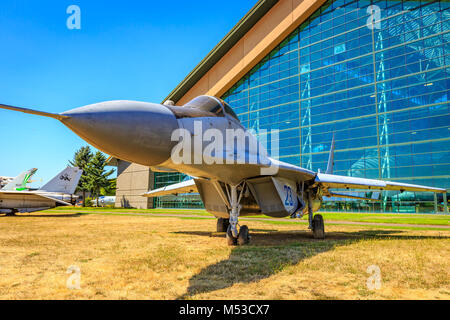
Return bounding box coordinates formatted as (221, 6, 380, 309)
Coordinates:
(0, 212, 449, 300)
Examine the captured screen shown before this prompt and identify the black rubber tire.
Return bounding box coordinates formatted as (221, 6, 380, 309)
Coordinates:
(217, 218, 229, 233)
(237, 225, 250, 246)
(226, 225, 237, 246)
(5, 210, 17, 217)
(313, 214, 325, 239)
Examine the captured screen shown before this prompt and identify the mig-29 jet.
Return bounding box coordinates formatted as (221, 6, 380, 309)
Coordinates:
(0, 96, 446, 244)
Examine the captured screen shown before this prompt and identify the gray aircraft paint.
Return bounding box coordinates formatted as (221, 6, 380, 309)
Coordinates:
(40, 166, 83, 194)
(60, 101, 179, 167)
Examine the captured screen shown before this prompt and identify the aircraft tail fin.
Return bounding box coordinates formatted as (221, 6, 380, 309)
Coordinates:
(39, 167, 83, 194)
(325, 133, 335, 175)
(2, 168, 38, 191)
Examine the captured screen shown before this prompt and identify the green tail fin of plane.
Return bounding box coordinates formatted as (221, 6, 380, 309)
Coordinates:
(1, 168, 38, 191)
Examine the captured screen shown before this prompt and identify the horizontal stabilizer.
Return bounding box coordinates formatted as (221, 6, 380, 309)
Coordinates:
(0, 103, 68, 121)
(0, 190, 72, 206)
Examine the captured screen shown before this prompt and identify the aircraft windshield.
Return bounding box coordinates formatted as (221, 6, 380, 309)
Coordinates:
(184, 96, 239, 121)
(222, 100, 239, 121)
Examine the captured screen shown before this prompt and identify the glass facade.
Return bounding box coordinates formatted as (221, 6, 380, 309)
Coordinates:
(153, 172, 203, 208)
(157, 0, 449, 213)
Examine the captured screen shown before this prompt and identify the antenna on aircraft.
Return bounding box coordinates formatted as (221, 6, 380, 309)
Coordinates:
(0, 103, 69, 121)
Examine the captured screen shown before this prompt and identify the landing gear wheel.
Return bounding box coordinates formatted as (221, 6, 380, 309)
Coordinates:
(5, 210, 17, 217)
(226, 225, 237, 246)
(312, 214, 325, 239)
(237, 225, 250, 246)
(217, 218, 230, 233)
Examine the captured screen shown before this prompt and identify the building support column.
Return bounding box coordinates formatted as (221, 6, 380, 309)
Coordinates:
(444, 192, 448, 214)
(434, 193, 438, 214)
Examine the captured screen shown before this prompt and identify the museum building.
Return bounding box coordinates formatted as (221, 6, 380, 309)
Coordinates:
(110, 0, 449, 213)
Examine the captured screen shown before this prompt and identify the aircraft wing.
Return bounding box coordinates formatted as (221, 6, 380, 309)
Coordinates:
(142, 158, 317, 198)
(142, 166, 445, 199)
(271, 159, 316, 180)
(143, 179, 198, 197)
(315, 173, 446, 193)
(0, 191, 72, 205)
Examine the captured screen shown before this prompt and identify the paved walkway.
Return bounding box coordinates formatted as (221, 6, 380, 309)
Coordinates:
(48, 210, 450, 230)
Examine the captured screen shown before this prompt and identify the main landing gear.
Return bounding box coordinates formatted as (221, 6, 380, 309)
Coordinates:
(221, 182, 251, 246)
(218, 186, 325, 243)
(4, 209, 18, 217)
(307, 192, 325, 239)
(312, 214, 325, 239)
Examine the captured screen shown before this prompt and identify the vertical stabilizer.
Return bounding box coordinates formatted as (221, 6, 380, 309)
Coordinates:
(39, 167, 83, 194)
(325, 134, 335, 174)
(1, 168, 38, 191)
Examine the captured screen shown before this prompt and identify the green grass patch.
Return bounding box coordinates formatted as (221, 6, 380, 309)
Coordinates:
(43, 207, 449, 227)
(256, 219, 449, 231)
(316, 212, 449, 226)
(44, 207, 211, 216)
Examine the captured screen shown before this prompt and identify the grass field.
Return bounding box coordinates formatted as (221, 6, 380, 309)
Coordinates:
(44, 207, 450, 227)
(0, 210, 449, 300)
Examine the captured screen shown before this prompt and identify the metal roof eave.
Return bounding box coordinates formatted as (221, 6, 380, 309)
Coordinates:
(162, 0, 279, 104)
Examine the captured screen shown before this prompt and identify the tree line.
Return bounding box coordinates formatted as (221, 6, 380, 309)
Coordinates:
(69, 146, 116, 207)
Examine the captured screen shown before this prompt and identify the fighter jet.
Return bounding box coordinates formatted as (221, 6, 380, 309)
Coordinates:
(93, 196, 116, 207)
(0, 96, 447, 244)
(0, 166, 82, 215)
(1, 168, 37, 191)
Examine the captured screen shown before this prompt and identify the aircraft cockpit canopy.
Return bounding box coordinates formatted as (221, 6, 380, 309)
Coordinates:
(184, 95, 239, 121)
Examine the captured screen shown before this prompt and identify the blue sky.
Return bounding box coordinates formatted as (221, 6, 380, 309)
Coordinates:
(0, 0, 256, 187)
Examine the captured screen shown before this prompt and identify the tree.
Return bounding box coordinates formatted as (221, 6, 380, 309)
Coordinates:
(100, 178, 116, 196)
(84, 151, 116, 207)
(69, 146, 93, 207)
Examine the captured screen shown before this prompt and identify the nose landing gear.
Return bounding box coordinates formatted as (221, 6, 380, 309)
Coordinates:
(226, 224, 237, 246)
(226, 224, 250, 246)
(216, 218, 230, 233)
(224, 182, 251, 246)
(237, 225, 250, 245)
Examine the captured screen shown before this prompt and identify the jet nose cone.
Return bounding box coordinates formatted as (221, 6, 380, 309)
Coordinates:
(61, 101, 179, 166)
